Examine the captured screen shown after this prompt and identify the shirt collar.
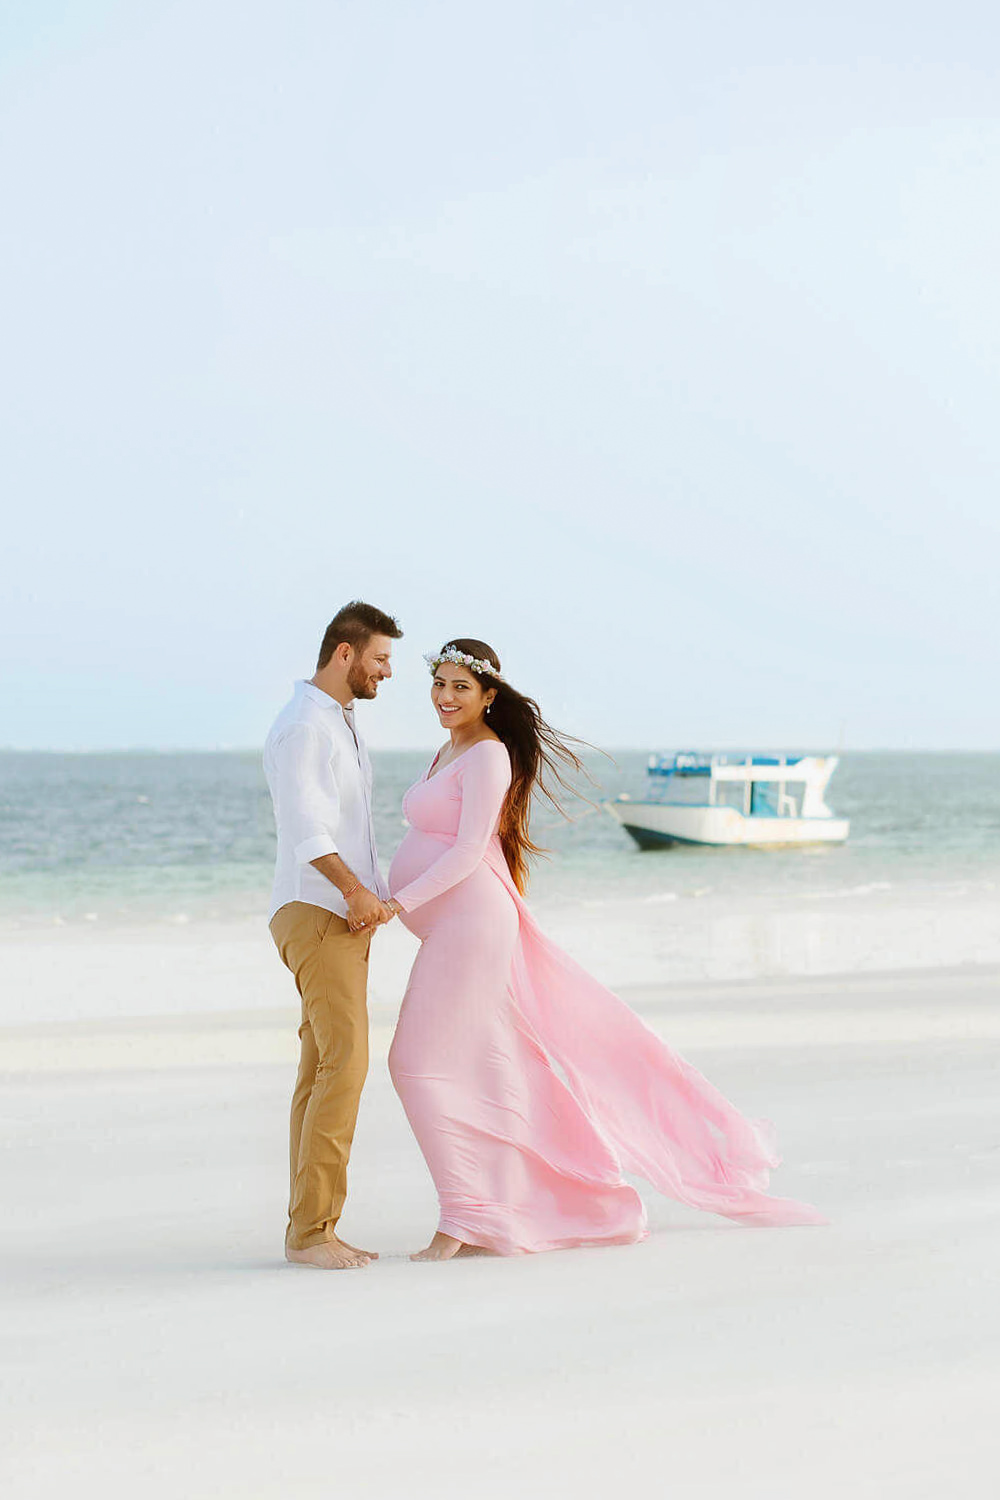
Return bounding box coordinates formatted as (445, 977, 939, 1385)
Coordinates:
(297, 680, 355, 718)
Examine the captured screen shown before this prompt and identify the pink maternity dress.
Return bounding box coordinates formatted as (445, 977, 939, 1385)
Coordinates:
(388, 739, 825, 1254)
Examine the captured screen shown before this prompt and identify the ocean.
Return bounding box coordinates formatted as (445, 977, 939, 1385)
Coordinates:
(2, 750, 998, 982)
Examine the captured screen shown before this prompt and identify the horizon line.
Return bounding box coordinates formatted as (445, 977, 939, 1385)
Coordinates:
(1, 744, 997, 756)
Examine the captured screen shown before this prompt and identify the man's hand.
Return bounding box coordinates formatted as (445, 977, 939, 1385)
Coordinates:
(345, 885, 387, 932)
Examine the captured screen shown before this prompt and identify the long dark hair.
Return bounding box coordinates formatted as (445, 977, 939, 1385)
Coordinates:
(436, 638, 592, 894)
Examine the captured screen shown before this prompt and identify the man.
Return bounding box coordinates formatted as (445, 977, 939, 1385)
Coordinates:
(265, 601, 402, 1270)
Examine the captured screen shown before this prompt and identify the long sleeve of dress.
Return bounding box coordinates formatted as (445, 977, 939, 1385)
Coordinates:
(392, 740, 511, 912)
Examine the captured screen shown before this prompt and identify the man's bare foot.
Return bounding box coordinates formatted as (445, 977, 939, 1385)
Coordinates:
(286, 1236, 374, 1270)
(410, 1231, 464, 1262)
(337, 1237, 379, 1261)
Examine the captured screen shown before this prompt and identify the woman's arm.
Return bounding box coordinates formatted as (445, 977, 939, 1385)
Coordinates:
(391, 740, 511, 912)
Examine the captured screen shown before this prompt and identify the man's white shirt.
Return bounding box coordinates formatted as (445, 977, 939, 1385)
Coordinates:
(263, 680, 388, 922)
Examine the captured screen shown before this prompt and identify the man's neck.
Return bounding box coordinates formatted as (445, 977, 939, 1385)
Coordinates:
(308, 673, 354, 709)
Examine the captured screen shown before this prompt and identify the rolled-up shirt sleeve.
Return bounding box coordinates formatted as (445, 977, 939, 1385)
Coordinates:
(271, 723, 341, 865)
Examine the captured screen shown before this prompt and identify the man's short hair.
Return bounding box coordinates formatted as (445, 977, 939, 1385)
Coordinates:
(317, 601, 403, 668)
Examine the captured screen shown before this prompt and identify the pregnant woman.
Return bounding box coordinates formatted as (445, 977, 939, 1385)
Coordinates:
(384, 639, 825, 1260)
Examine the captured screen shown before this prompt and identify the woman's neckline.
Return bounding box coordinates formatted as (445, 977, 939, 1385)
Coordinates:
(424, 735, 502, 783)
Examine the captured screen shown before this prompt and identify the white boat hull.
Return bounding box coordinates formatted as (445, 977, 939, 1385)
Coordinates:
(605, 800, 850, 849)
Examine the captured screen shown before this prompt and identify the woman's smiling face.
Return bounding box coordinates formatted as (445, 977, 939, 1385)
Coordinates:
(431, 663, 493, 732)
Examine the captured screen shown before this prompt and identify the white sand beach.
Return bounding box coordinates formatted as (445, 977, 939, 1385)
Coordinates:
(2, 930, 997, 1499)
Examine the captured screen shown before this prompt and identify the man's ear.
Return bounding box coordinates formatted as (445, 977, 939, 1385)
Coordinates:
(336, 641, 353, 666)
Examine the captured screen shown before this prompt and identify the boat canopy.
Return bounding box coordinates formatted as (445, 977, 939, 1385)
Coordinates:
(648, 752, 834, 784)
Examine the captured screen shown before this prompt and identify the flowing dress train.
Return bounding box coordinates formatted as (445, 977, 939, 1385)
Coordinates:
(388, 739, 825, 1255)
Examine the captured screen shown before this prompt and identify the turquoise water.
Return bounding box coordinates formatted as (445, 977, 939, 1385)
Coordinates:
(1, 750, 998, 929)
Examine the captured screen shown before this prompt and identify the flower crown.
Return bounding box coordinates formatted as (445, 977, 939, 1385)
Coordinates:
(424, 645, 505, 681)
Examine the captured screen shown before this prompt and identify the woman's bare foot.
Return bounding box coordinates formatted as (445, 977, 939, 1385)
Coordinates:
(410, 1231, 464, 1262)
(286, 1235, 375, 1270)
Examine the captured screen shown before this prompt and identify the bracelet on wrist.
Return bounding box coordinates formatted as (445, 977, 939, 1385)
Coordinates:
(343, 879, 361, 900)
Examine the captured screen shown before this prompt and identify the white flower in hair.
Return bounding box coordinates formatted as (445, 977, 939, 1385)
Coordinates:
(424, 646, 505, 681)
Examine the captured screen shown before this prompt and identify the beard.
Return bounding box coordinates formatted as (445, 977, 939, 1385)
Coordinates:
(347, 661, 379, 700)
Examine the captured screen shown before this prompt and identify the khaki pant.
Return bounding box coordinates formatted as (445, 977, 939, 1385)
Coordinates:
(269, 902, 372, 1250)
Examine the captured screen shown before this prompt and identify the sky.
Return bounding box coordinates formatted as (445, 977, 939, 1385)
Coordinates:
(2, 0, 998, 751)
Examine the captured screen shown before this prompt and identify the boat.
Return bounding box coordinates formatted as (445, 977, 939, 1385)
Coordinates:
(604, 752, 850, 849)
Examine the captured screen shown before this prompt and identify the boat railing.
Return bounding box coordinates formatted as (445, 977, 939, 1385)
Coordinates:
(643, 754, 837, 819)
